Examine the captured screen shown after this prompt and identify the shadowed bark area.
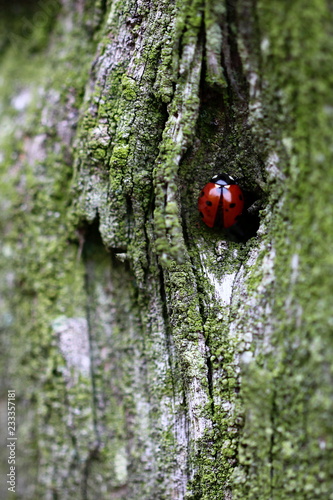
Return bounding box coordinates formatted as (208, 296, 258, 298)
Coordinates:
(1, 0, 333, 499)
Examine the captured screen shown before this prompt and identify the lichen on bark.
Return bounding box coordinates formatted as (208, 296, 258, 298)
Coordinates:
(1, 0, 333, 499)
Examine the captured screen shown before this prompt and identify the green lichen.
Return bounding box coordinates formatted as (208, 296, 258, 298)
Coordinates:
(3, 0, 333, 497)
(121, 74, 138, 101)
(0, 0, 105, 496)
(230, 0, 333, 498)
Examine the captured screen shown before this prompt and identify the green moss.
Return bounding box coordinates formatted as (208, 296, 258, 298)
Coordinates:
(230, 0, 333, 498)
(3, 0, 333, 497)
(204, 1, 227, 87)
(121, 74, 138, 101)
(0, 0, 105, 494)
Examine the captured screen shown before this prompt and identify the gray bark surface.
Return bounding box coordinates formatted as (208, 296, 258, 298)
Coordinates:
(0, 0, 333, 499)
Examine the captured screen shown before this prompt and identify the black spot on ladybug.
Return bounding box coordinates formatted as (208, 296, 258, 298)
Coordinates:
(199, 211, 204, 218)
(239, 195, 243, 200)
(229, 203, 236, 208)
(200, 191, 205, 197)
(206, 200, 213, 206)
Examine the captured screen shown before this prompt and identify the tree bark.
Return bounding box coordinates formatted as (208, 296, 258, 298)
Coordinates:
(1, 0, 333, 499)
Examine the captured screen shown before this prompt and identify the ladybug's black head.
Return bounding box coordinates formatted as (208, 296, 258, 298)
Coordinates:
(210, 173, 236, 186)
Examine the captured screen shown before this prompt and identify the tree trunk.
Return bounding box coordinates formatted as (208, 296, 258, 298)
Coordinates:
(1, 0, 333, 498)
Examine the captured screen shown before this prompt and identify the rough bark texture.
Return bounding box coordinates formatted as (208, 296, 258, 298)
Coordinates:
(1, 0, 333, 499)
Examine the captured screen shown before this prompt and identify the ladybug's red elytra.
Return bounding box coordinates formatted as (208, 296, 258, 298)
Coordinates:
(198, 173, 244, 228)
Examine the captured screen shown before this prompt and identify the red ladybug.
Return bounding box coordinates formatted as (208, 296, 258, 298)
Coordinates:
(198, 173, 244, 228)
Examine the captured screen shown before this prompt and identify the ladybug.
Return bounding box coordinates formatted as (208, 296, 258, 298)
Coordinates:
(198, 173, 244, 228)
